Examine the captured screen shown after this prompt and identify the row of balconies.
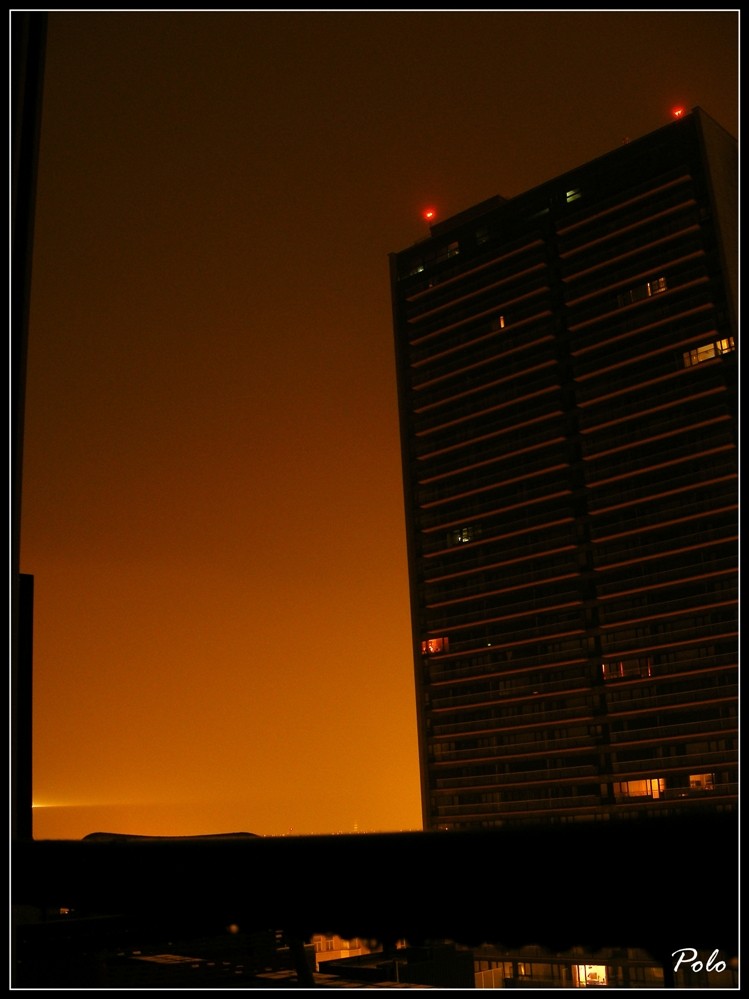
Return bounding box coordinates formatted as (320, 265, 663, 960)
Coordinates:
(597, 611, 738, 653)
(575, 334, 726, 426)
(581, 392, 731, 463)
(426, 703, 735, 743)
(413, 426, 728, 526)
(423, 575, 737, 636)
(416, 440, 569, 507)
(428, 691, 737, 739)
(425, 583, 581, 622)
(418, 489, 574, 558)
(427, 708, 736, 753)
(408, 298, 554, 366)
(422, 511, 575, 562)
(422, 548, 578, 595)
(594, 497, 737, 543)
(428, 753, 602, 792)
(406, 275, 552, 347)
(411, 319, 556, 394)
(415, 421, 564, 485)
(565, 252, 707, 331)
(413, 383, 563, 451)
(405, 266, 550, 338)
(586, 451, 736, 517)
(414, 399, 563, 465)
(594, 548, 737, 598)
(431, 750, 736, 792)
(426, 654, 589, 686)
(596, 580, 738, 627)
(422, 560, 579, 601)
(556, 174, 696, 256)
(425, 607, 584, 646)
(576, 326, 729, 412)
(419, 469, 571, 527)
(606, 688, 738, 720)
(584, 423, 735, 491)
(564, 254, 706, 340)
(608, 716, 737, 749)
(578, 375, 726, 442)
(428, 658, 735, 699)
(418, 601, 736, 661)
(402, 238, 546, 307)
(591, 515, 737, 568)
(412, 352, 560, 418)
(434, 795, 604, 817)
(561, 220, 702, 300)
(432, 720, 737, 759)
(421, 553, 577, 596)
(411, 354, 560, 422)
(589, 486, 736, 542)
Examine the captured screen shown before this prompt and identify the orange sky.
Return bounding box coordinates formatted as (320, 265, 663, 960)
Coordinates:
(20, 11, 738, 840)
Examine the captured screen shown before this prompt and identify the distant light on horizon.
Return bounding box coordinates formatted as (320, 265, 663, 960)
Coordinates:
(422, 207, 437, 222)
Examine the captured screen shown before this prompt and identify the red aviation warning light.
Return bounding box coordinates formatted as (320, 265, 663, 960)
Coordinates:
(671, 106, 686, 119)
(422, 206, 437, 223)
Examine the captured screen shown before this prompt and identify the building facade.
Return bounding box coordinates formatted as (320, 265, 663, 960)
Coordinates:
(390, 107, 737, 831)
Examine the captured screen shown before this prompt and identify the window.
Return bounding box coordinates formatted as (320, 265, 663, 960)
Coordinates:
(613, 778, 665, 800)
(601, 657, 652, 680)
(421, 637, 449, 655)
(617, 275, 667, 307)
(683, 337, 735, 367)
(689, 773, 715, 791)
(566, 188, 582, 204)
(573, 964, 608, 988)
(447, 525, 481, 546)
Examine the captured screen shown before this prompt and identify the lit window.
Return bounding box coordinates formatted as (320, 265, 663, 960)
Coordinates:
(421, 637, 449, 656)
(689, 773, 715, 791)
(573, 964, 608, 988)
(617, 275, 668, 307)
(446, 240, 459, 258)
(566, 187, 582, 204)
(447, 525, 480, 546)
(683, 336, 735, 367)
(613, 778, 665, 800)
(601, 657, 652, 680)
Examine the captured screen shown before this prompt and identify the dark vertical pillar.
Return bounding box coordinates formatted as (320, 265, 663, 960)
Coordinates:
(11, 12, 48, 843)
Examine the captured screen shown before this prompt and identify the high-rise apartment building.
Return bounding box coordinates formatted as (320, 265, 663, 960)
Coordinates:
(390, 107, 737, 831)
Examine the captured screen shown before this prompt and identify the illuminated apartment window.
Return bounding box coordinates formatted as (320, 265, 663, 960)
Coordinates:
(683, 336, 736, 367)
(447, 525, 481, 546)
(573, 964, 607, 988)
(601, 657, 652, 680)
(446, 240, 460, 258)
(408, 260, 425, 276)
(613, 778, 665, 800)
(689, 773, 715, 791)
(566, 187, 582, 204)
(421, 636, 449, 656)
(617, 275, 667, 307)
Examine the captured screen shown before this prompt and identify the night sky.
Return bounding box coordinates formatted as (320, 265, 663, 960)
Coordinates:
(21, 11, 738, 840)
